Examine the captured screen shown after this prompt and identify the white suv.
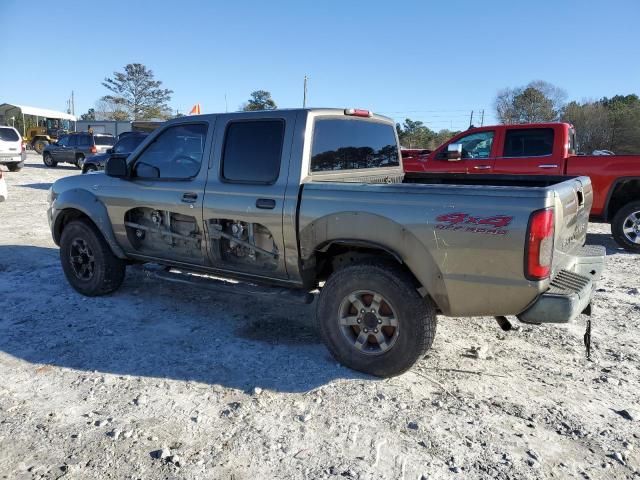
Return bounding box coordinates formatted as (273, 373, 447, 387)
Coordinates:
(0, 168, 7, 202)
(0, 126, 26, 172)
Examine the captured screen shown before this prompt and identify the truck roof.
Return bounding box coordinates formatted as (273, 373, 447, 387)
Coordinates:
(468, 122, 573, 131)
(166, 108, 394, 124)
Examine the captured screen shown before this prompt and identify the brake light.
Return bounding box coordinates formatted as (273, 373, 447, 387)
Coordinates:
(344, 108, 372, 117)
(90, 145, 97, 154)
(525, 208, 555, 280)
(21, 142, 26, 152)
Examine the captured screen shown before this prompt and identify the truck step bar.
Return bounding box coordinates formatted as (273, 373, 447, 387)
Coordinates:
(138, 264, 316, 304)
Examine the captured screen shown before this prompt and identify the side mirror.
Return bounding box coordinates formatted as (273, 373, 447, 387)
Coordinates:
(106, 148, 114, 154)
(105, 154, 128, 178)
(447, 143, 463, 161)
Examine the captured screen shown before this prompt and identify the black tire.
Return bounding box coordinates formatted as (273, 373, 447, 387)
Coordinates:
(611, 200, 640, 252)
(83, 164, 97, 174)
(75, 154, 85, 170)
(7, 163, 22, 172)
(43, 153, 57, 168)
(34, 140, 48, 154)
(317, 261, 437, 377)
(59, 219, 126, 296)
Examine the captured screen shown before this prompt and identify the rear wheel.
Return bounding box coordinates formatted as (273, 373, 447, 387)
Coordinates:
(317, 261, 437, 377)
(33, 140, 48, 154)
(43, 153, 57, 168)
(82, 164, 97, 174)
(59, 219, 126, 296)
(612, 200, 640, 252)
(75, 154, 85, 169)
(7, 163, 22, 172)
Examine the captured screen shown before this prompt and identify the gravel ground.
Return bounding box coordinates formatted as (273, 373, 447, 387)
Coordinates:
(0, 153, 639, 480)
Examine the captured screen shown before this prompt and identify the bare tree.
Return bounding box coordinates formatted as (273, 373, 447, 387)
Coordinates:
(495, 81, 566, 124)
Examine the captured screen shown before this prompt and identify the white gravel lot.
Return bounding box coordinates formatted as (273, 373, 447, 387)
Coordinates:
(0, 153, 638, 479)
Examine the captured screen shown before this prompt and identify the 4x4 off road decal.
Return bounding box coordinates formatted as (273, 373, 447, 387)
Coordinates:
(435, 213, 513, 235)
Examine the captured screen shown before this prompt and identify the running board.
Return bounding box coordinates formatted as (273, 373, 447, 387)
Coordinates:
(138, 264, 316, 304)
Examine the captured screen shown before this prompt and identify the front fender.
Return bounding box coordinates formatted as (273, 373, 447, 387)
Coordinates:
(51, 188, 126, 259)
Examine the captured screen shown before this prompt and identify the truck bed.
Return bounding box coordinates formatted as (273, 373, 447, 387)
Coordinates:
(404, 172, 578, 188)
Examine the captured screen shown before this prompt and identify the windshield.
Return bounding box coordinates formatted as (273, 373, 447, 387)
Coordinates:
(94, 135, 115, 146)
(0, 127, 20, 142)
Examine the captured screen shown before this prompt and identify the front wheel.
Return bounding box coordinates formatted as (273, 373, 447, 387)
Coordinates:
(612, 200, 640, 252)
(43, 153, 57, 168)
(34, 140, 48, 154)
(59, 220, 126, 296)
(317, 261, 437, 377)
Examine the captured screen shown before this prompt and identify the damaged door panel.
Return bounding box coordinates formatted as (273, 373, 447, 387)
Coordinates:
(202, 111, 298, 280)
(125, 207, 203, 261)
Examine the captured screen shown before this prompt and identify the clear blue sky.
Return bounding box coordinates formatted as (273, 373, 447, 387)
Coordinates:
(1, 0, 638, 130)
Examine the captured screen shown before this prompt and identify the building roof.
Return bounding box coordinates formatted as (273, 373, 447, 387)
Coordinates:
(0, 103, 77, 121)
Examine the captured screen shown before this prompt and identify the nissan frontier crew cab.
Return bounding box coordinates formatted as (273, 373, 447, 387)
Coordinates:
(48, 108, 605, 377)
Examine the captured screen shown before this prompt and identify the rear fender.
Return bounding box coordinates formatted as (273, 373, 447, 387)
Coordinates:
(299, 212, 450, 313)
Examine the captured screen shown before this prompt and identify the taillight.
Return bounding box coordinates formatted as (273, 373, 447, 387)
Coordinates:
(90, 145, 97, 154)
(525, 208, 555, 280)
(21, 142, 26, 152)
(344, 108, 372, 117)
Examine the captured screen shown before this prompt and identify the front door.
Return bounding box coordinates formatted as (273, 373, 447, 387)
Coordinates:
(429, 130, 496, 173)
(100, 121, 212, 266)
(202, 111, 297, 280)
(50, 134, 71, 162)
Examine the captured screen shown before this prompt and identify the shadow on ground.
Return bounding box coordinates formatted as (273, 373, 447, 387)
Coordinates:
(18, 183, 53, 190)
(0, 245, 362, 393)
(586, 232, 631, 255)
(23, 159, 78, 171)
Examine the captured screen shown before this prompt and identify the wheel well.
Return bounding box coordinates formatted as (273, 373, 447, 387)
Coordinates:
(54, 209, 94, 244)
(608, 179, 640, 220)
(311, 243, 421, 289)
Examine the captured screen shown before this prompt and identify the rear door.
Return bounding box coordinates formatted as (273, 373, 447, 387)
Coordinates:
(202, 111, 297, 280)
(493, 127, 562, 174)
(428, 129, 497, 173)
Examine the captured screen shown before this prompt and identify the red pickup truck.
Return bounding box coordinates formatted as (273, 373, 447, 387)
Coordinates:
(402, 122, 640, 252)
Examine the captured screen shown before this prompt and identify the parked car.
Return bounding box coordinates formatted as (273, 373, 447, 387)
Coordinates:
(48, 108, 604, 377)
(0, 168, 7, 201)
(403, 122, 640, 252)
(0, 126, 26, 172)
(42, 132, 115, 169)
(82, 132, 149, 173)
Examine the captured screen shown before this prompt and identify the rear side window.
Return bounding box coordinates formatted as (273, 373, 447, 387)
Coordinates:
(77, 135, 91, 147)
(222, 120, 284, 183)
(311, 119, 399, 172)
(68, 136, 78, 147)
(0, 128, 20, 142)
(94, 135, 115, 145)
(504, 128, 554, 157)
(114, 135, 145, 153)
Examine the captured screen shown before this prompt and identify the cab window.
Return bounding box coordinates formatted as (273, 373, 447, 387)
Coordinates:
(504, 128, 554, 157)
(132, 124, 207, 179)
(441, 131, 494, 159)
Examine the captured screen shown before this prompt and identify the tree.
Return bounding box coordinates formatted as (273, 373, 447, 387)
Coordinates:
(495, 81, 566, 124)
(562, 101, 612, 153)
(396, 119, 434, 148)
(94, 97, 129, 121)
(79, 108, 96, 121)
(242, 90, 277, 111)
(101, 63, 173, 120)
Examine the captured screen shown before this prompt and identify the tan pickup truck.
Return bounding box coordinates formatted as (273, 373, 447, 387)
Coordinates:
(48, 108, 604, 377)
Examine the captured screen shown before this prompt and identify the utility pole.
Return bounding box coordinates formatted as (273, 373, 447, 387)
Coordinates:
(480, 109, 485, 126)
(303, 75, 308, 108)
(71, 91, 75, 116)
(469, 110, 474, 128)
(224, 93, 228, 113)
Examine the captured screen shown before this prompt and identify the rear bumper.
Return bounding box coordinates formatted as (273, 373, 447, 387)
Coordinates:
(517, 245, 605, 324)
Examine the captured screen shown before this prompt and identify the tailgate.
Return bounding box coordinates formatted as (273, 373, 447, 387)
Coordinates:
(551, 175, 592, 272)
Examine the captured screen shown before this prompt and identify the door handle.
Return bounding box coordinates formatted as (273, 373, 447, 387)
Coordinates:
(473, 165, 491, 170)
(181, 192, 198, 203)
(538, 164, 558, 169)
(256, 198, 276, 209)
